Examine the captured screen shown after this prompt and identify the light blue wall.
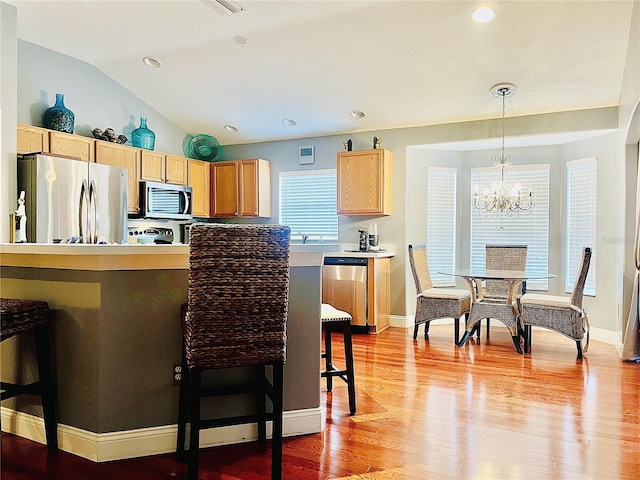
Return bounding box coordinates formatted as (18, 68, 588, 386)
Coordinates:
(17, 41, 188, 156)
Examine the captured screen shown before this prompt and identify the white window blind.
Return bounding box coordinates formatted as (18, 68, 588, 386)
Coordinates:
(566, 157, 596, 295)
(471, 164, 550, 290)
(427, 167, 457, 286)
(279, 169, 338, 241)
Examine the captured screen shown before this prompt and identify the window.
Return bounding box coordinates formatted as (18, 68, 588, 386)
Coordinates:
(471, 164, 551, 290)
(427, 167, 457, 286)
(279, 169, 338, 241)
(566, 157, 596, 295)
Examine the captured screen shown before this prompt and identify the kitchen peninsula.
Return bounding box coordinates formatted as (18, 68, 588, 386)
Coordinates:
(0, 243, 323, 462)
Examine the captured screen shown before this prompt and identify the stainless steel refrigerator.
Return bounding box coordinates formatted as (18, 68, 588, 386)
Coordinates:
(17, 154, 128, 244)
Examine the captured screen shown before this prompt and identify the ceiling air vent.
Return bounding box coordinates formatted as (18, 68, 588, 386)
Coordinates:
(202, 0, 244, 16)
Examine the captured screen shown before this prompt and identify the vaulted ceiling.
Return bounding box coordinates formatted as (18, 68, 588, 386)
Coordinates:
(7, 0, 636, 146)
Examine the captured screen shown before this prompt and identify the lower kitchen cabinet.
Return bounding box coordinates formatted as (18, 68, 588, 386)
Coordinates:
(322, 256, 391, 334)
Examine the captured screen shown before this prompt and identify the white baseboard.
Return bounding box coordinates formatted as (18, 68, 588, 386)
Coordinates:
(1, 406, 323, 462)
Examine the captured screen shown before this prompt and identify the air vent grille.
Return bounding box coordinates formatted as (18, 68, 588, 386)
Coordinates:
(202, 0, 244, 16)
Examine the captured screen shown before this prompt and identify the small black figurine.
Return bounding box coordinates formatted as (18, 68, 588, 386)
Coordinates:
(347, 139, 352, 151)
(372, 136, 378, 149)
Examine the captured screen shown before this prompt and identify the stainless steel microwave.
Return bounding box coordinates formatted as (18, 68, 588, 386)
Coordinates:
(140, 181, 193, 220)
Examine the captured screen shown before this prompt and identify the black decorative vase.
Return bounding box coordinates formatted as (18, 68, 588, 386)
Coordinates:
(43, 93, 74, 133)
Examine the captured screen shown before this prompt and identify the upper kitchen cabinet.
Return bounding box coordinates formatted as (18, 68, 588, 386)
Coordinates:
(17, 124, 49, 155)
(49, 131, 95, 162)
(95, 141, 140, 214)
(337, 148, 392, 215)
(210, 159, 271, 218)
(188, 159, 210, 218)
(140, 152, 188, 186)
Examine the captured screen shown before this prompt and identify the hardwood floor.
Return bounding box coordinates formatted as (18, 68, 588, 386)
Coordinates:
(2, 325, 639, 479)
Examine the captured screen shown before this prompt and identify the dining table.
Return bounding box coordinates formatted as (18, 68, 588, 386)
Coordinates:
(439, 268, 556, 353)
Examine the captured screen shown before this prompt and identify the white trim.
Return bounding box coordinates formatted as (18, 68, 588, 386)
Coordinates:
(1, 406, 322, 463)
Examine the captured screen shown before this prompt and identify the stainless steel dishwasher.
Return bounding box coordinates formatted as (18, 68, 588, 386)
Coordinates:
(322, 257, 368, 330)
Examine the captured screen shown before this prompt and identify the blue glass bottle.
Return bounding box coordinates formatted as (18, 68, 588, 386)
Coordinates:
(43, 93, 74, 133)
(131, 117, 156, 150)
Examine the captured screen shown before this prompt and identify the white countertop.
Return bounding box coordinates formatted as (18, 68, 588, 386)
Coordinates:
(0, 243, 325, 270)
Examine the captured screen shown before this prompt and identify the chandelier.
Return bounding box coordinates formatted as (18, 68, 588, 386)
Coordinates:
(472, 83, 533, 215)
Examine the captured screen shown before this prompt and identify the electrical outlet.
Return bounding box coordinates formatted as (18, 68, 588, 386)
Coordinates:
(173, 363, 182, 385)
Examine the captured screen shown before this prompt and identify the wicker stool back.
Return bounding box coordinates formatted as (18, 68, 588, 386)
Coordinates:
(1, 298, 57, 449)
(176, 223, 291, 480)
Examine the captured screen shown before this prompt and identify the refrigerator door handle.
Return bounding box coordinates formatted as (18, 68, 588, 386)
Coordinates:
(79, 179, 88, 243)
(89, 180, 99, 244)
(182, 190, 190, 215)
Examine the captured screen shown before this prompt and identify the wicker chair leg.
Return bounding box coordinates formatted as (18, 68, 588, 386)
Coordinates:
(256, 365, 267, 443)
(187, 369, 202, 480)
(413, 324, 419, 340)
(271, 362, 284, 480)
(486, 318, 491, 336)
(576, 341, 583, 359)
(34, 323, 57, 450)
(523, 326, 530, 354)
(424, 321, 430, 339)
(454, 316, 461, 345)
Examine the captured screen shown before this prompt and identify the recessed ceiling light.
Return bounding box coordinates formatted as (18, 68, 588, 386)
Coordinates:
(233, 35, 248, 45)
(350, 110, 365, 119)
(142, 56, 162, 68)
(224, 124, 238, 132)
(472, 6, 495, 23)
(283, 118, 297, 127)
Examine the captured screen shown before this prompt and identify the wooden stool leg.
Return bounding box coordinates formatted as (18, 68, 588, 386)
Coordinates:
(271, 361, 284, 480)
(324, 326, 334, 391)
(342, 321, 356, 415)
(34, 323, 57, 450)
(188, 369, 202, 480)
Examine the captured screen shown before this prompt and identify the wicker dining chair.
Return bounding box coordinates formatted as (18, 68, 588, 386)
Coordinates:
(520, 247, 592, 359)
(480, 244, 528, 338)
(176, 223, 291, 480)
(408, 245, 471, 344)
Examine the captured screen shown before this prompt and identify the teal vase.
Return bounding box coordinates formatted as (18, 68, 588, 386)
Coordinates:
(43, 93, 74, 133)
(132, 117, 155, 150)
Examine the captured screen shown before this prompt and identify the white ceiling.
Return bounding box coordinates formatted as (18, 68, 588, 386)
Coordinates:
(6, 0, 636, 147)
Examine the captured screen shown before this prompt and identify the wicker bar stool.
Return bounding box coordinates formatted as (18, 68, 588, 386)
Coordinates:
(321, 303, 356, 415)
(176, 223, 291, 480)
(1, 298, 57, 450)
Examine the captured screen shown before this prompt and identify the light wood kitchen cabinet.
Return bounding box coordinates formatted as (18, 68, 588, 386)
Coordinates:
(140, 150, 165, 183)
(95, 141, 141, 214)
(140, 152, 188, 186)
(210, 159, 271, 218)
(188, 159, 210, 218)
(337, 148, 392, 215)
(17, 124, 49, 154)
(368, 257, 391, 333)
(164, 155, 188, 185)
(49, 131, 95, 162)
